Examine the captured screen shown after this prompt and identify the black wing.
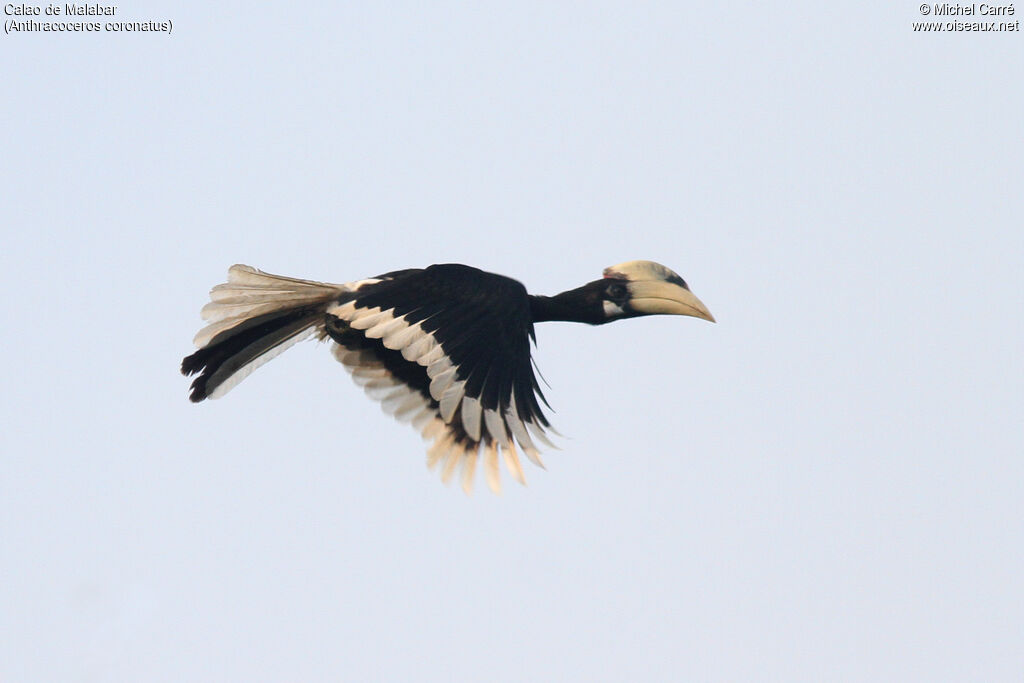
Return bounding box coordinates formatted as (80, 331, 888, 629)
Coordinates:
(323, 264, 555, 493)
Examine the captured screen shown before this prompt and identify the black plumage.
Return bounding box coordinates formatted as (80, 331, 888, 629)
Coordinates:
(347, 264, 548, 423)
(181, 260, 714, 492)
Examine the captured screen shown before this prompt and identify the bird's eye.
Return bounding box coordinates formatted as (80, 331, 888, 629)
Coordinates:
(605, 282, 627, 300)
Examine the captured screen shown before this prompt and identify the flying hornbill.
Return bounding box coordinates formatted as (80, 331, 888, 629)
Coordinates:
(181, 260, 714, 493)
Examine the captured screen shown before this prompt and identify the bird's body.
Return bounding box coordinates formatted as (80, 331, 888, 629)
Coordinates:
(182, 260, 713, 493)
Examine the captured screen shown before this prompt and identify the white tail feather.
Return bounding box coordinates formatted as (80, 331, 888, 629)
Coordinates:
(184, 265, 350, 401)
(193, 265, 348, 348)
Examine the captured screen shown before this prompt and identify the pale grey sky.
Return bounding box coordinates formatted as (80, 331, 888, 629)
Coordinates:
(2, 2, 1022, 681)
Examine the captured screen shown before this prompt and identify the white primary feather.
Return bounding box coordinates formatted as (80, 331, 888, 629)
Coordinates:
(460, 397, 483, 442)
(351, 368, 387, 382)
(483, 409, 510, 448)
(526, 418, 558, 450)
(426, 356, 452, 379)
(422, 418, 446, 441)
(388, 391, 426, 420)
(439, 382, 465, 423)
(483, 442, 501, 494)
(401, 334, 436, 362)
(327, 300, 358, 318)
(522, 446, 545, 469)
(503, 410, 535, 452)
(429, 367, 457, 401)
(410, 409, 436, 432)
(461, 450, 478, 494)
(372, 385, 408, 404)
(502, 442, 526, 485)
(365, 315, 408, 340)
(384, 322, 425, 351)
(348, 308, 388, 331)
(427, 432, 455, 470)
(350, 371, 387, 388)
(440, 444, 462, 484)
(419, 345, 446, 368)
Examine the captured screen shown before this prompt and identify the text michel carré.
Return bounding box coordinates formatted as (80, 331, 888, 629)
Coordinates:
(932, 3, 1016, 14)
(4, 4, 118, 16)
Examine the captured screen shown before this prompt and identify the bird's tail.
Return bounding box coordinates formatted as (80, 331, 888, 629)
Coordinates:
(181, 265, 347, 402)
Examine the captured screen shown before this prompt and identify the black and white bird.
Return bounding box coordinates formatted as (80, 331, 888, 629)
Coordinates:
(181, 260, 714, 493)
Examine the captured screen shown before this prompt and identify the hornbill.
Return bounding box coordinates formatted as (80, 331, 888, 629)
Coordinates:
(181, 260, 714, 493)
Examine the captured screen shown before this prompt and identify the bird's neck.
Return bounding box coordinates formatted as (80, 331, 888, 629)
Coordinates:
(529, 283, 606, 325)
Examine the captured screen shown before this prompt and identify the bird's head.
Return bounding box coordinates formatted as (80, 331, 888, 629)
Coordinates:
(596, 260, 715, 323)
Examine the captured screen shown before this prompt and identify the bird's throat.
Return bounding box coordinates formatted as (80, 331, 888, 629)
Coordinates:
(529, 284, 606, 324)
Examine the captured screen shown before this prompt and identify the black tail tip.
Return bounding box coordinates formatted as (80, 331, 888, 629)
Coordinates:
(181, 351, 203, 377)
(181, 351, 210, 402)
(185, 373, 210, 403)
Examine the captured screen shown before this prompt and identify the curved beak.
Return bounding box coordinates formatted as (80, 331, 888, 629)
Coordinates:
(626, 281, 716, 322)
